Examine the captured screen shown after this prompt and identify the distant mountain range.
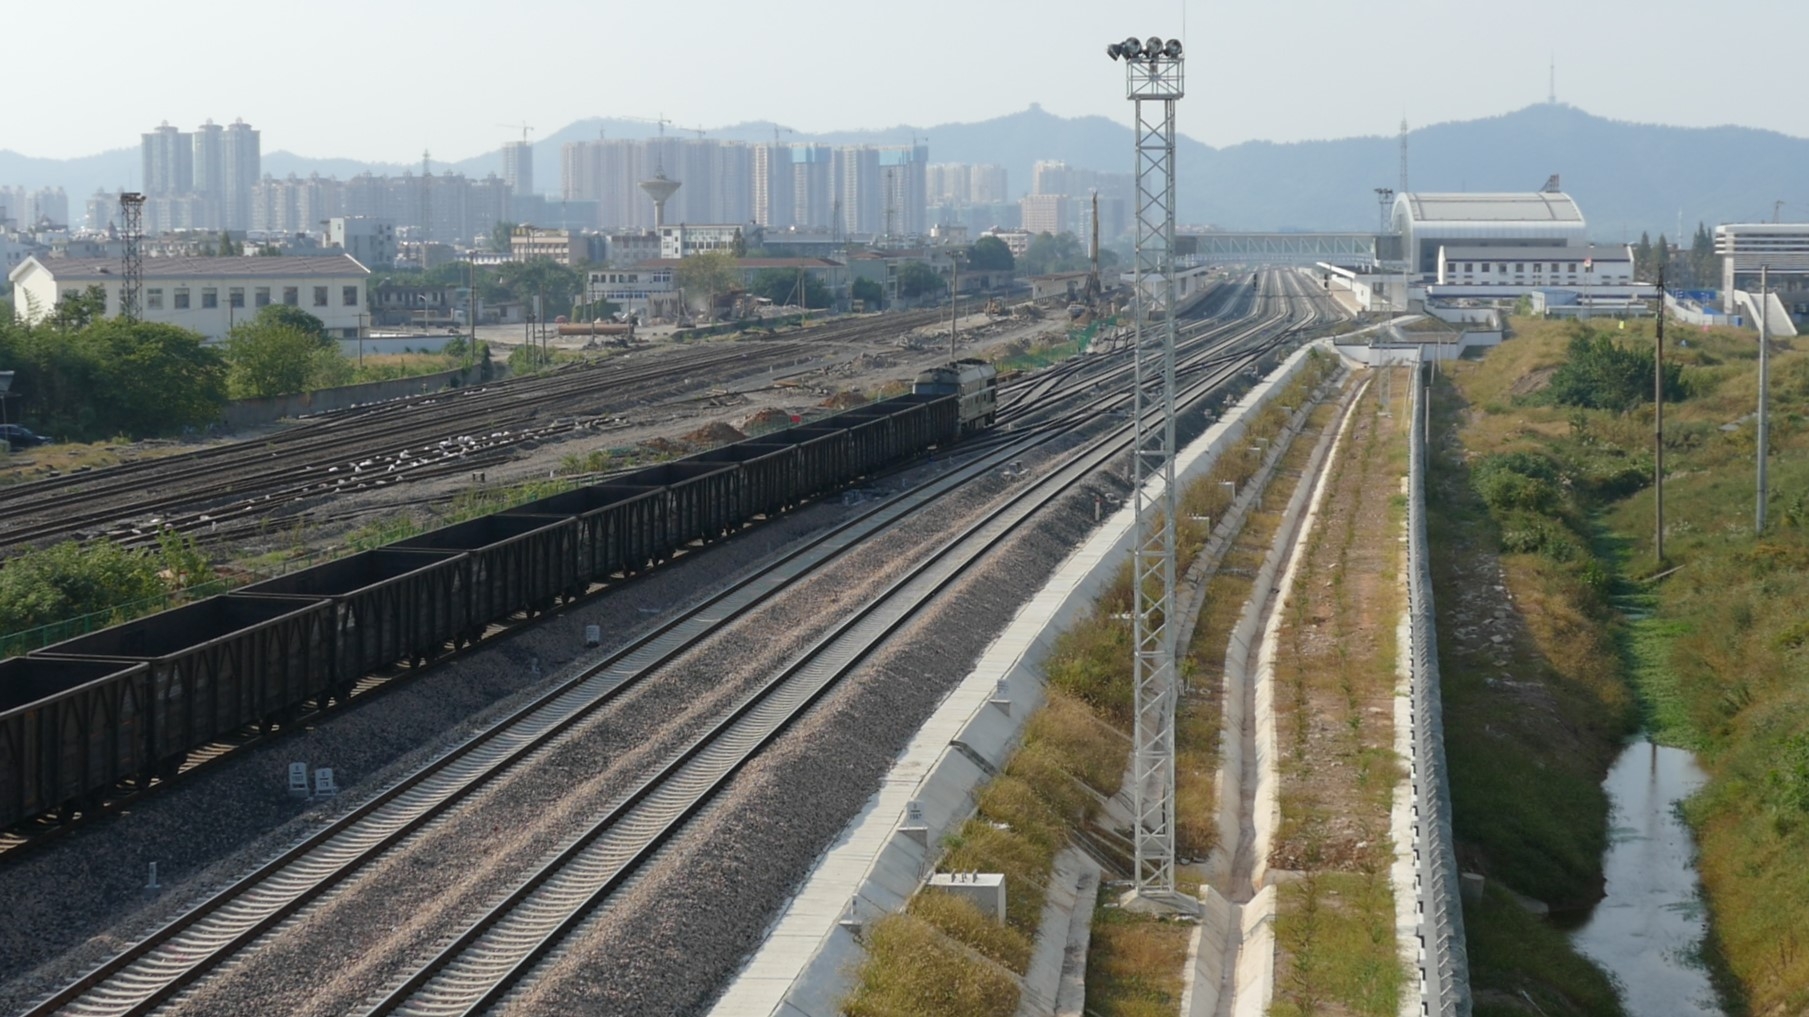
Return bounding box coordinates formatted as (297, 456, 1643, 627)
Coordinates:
(3, 103, 1804, 239)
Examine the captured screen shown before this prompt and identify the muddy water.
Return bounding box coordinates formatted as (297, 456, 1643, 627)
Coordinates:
(1569, 738, 1723, 1016)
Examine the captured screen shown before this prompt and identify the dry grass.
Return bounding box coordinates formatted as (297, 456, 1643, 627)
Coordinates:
(1082, 903, 1195, 1017)
(906, 891, 1033, 972)
(842, 911, 1021, 1017)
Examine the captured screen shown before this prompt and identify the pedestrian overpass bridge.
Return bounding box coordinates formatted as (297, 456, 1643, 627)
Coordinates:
(1179, 232, 1380, 267)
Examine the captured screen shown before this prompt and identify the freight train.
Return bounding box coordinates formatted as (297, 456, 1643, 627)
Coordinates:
(0, 374, 996, 832)
(911, 358, 998, 436)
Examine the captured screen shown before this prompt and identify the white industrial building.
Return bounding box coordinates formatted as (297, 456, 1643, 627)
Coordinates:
(1393, 191, 1588, 279)
(327, 217, 396, 270)
(1435, 244, 1631, 287)
(657, 223, 743, 260)
(1715, 223, 1809, 330)
(9, 254, 372, 339)
(587, 265, 679, 321)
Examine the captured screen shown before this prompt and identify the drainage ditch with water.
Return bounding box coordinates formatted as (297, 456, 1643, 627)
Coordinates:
(1566, 590, 1725, 1016)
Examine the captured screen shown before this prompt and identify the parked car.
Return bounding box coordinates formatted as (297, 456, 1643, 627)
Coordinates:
(0, 424, 51, 449)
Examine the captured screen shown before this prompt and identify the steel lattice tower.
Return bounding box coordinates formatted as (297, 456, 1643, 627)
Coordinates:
(119, 192, 145, 321)
(1110, 35, 1185, 903)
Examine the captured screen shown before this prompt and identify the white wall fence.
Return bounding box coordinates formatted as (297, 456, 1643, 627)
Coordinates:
(1406, 365, 1472, 1016)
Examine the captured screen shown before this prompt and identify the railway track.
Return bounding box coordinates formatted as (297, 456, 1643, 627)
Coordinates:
(16, 276, 1319, 1017)
(0, 306, 973, 557)
(0, 342, 817, 553)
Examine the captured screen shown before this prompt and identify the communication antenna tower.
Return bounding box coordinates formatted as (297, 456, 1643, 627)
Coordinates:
(1106, 31, 1187, 909)
(419, 149, 433, 244)
(119, 192, 145, 321)
(884, 167, 898, 240)
(1398, 118, 1410, 196)
(1548, 57, 1556, 104)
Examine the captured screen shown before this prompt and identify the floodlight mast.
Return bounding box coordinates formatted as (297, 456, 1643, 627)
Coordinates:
(1109, 33, 1186, 908)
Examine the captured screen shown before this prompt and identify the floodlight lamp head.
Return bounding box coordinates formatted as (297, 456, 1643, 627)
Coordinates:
(1121, 36, 1143, 58)
(1163, 38, 1183, 57)
(1106, 42, 1123, 60)
(1145, 37, 1163, 57)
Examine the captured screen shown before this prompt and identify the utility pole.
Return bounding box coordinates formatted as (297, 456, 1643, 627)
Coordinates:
(949, 253, 959, 362)
(1655, 266, 1666, 563)
(1757, 264, 1770, 533)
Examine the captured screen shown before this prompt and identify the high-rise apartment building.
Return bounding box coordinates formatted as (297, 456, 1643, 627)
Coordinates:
(1020, 194, 1070, 237)
(792, 145, 835, 231)
(192, 120, 225, 208)
(553, 136, 924, 237)
(137, 119, 259, 233)
(248, 170, 510, 244)
(970, 164, 1009, 204)
(502, 141, 533, 198)
(142, 122, 193, 197)
(928, 162, 1008, 210)
(221, 119, 260, 232)
(1, 185, 69, 228)
(753, 143, 794, 228)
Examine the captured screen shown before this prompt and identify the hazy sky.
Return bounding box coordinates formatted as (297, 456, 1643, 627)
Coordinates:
(14, 0, 1807, 162)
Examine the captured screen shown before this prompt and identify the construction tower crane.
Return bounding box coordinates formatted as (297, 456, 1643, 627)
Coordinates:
(497, 121, 534, 144)
(618, 114, 674, 137)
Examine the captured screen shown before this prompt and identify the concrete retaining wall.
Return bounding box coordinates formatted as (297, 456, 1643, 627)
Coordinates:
(220, 361, 504, 431)
(708, 341, 1334, 1017)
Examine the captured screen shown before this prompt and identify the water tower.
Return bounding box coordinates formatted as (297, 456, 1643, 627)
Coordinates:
(639, 171, 681, 228)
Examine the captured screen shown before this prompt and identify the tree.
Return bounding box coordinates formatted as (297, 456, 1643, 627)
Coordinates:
(851, 277, 884, 310)
(0, 316, 225, 439)
(48, 285, 108, 330)
(499, 258, 586, 319)
(969, 235, 1014, 272)
(491, 221, 518, 254)
(1689, 221, 1717, 289)
(673, 251, 741, 316)
(748, 268, 830, 309)
(0, 539, 167, 634)
(250, 303, 331, 345)
(1633, 232, 1654, 282)
(1022, 232, 1089, 276)
(226, 321, 345, 398)
(896, 260, 944, 299)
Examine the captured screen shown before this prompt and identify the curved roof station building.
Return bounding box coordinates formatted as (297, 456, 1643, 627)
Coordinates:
(1393, 191, 1587, 278)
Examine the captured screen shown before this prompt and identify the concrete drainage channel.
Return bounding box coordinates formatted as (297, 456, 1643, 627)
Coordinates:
(708, 341, 1334, 1017)
(1180, 368, 1372, 1017)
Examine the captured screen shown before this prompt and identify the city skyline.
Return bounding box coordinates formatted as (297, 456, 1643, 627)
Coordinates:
(2, 0, 1806, 165)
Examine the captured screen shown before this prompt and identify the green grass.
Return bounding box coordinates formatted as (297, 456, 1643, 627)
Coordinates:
(1271, 872, 1402, 1017)
(1463, 883, 1625, 1017)
(1431, 314, 1809, 1014)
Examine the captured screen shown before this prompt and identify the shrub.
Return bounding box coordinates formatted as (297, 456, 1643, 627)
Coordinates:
(1540, 325, 1684, 412)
